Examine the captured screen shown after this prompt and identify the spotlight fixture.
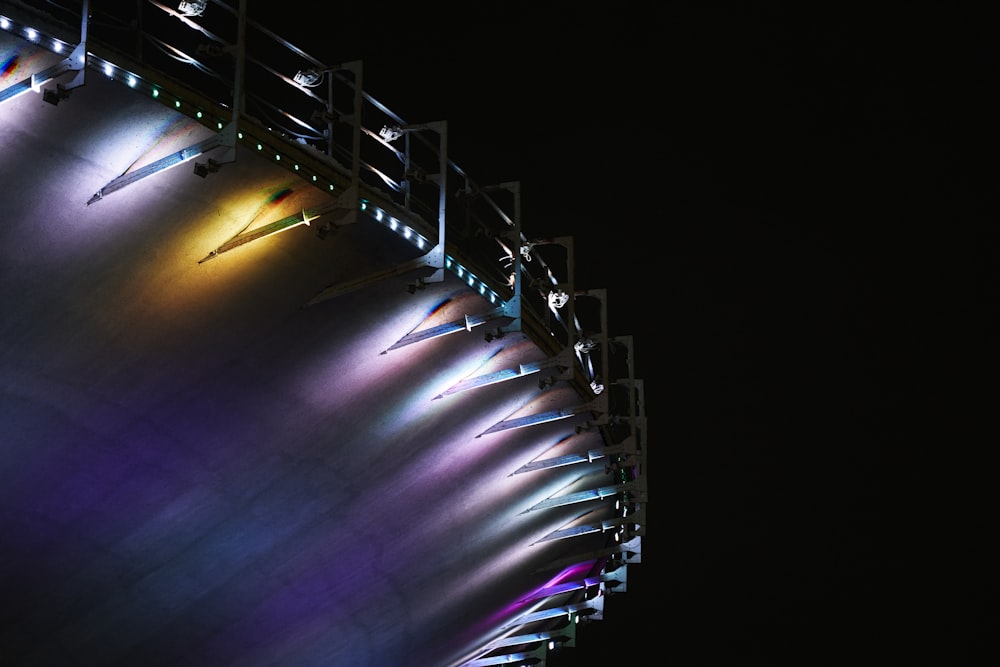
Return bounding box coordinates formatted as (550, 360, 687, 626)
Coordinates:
(177, 0, 206, 16)
(293, 69, 323, 87)
(42, 84, 70, 106)
(379, 124, 403, 142)
(483, 328, 505, 343)
(315, 221, 336, 240)
(193, 158, 220, 178)
(538, 375, 557, 390)
(547, 289, 570, 309)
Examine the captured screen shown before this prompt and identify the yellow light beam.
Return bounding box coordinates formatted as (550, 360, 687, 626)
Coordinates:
(200, 209, 317, 262)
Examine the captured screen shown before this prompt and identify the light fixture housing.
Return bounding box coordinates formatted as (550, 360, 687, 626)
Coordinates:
(42, 84, 70, 106)
(177, 0, 206, 16)
(293, 69, 322, 87)
(193, 159, 220, 178)
(379, 124, 403, 142)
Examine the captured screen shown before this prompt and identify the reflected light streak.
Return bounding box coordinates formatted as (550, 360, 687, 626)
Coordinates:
(0, 39, 58, 85)
(408, 454, 605, 621)
(361, 359, 539, 466)
(378, 413, 575, 559)
(286, 296, 460, 411)
(121, 114, 210, 173)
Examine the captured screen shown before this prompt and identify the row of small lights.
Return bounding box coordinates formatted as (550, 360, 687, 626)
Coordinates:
(0, 16, 339, 190)
(0, 17, 74, 55)
(359, 199, 503, 305)
(3, 14, 506, 307)
(9, 6, 592, 466)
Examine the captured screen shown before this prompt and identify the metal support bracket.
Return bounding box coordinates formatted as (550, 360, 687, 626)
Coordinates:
(0, 1, 88, 105)
(87, 133, 226, 205)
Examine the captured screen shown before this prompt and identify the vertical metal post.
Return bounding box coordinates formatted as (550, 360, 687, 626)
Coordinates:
(436, 120, 447, 254)
(334, 60, 363, 221)
(565, 236, 576, 349)
(325, 72, 334, 159)
(499, 181, 523, 333)
(234, 0, 245, 120)
(508, 181, 523, 297)
(594, 288, 610, 413)
(350, 61, 363, 206)
(404, 131, 412, 210)
(62, 0, 89, 91)
(220, 0, 246, 161)
(81, 0, 89, 44)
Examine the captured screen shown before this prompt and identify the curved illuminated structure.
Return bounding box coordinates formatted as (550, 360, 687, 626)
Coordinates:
(0, 2, 646, 665)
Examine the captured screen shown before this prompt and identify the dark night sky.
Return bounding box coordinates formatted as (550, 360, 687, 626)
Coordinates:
(246, 2, 997, 664)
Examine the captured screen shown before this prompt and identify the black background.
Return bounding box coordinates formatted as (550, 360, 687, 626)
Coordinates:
(287, 2, 998, 664)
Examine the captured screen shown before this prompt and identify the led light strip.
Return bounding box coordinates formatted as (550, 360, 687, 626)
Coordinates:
(359, 199, 504, 305)
(2, 16, 507, 310)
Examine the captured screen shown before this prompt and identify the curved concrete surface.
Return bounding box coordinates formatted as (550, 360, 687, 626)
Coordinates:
(0, 12, 643, 667)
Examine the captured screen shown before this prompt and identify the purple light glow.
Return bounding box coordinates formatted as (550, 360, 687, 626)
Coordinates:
(0, 30, 632, 667)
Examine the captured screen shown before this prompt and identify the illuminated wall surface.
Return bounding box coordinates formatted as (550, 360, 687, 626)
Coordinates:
(0, 4, 645, 666)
